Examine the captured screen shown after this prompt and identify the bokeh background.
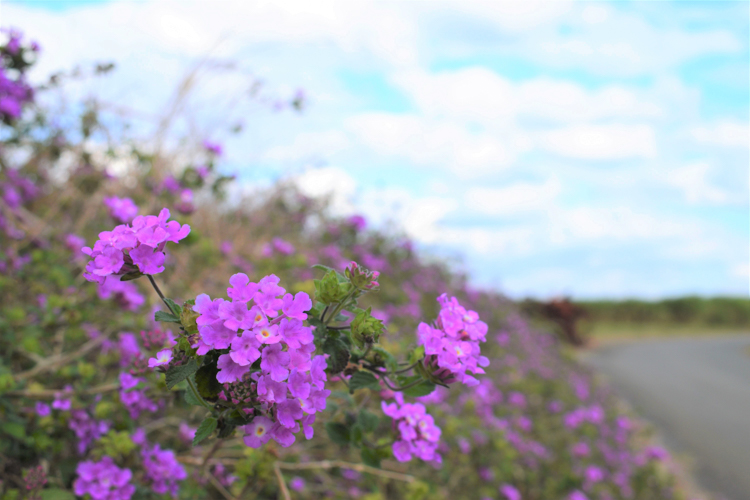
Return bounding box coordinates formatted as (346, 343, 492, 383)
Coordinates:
(5, 0, 748, 299)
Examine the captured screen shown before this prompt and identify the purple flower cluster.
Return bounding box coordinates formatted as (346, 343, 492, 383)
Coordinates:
(119, 372, 158, 419)
(74, 457, 135, 500)
(382, 393, 442, 463)
(103, 196, 138, 223)
(193, 273, 330, 448)
(82, 208, 190, 283)
(0, 29, 35, 121)
(98, 276, 145, 311)
(417, 294, 489, 386)
(69, 409, 110, 455)
(140, 443, 187, 496)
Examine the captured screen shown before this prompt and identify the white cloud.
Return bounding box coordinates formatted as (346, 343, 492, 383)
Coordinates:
(465, 178, 561, 215)
(292, 166, 357, 215)
(664, 162, 730, 204)
(392, 68, 662, 124)
(347, 113, 526, 177)
(690, 121, 749, 148)
(263, 130, 349, 162)
(540, 124, 657, 160)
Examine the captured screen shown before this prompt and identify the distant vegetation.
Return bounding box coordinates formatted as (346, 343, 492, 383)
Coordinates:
(576, 297, 750, 328)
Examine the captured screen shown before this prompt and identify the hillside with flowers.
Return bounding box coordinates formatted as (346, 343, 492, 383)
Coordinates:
(0, 29, 695, 500)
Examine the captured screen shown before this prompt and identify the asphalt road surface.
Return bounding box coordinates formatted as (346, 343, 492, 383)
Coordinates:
(582, 335, 750, 500)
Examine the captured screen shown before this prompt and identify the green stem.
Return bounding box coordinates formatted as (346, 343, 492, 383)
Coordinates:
(147, 274, 171, 310)
(186, 376, 212, 409)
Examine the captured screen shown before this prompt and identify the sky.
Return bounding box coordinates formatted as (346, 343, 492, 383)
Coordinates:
(3, 0, 749, 299)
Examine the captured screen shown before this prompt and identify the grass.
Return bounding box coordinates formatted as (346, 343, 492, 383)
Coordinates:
(583, 320, 749, 345)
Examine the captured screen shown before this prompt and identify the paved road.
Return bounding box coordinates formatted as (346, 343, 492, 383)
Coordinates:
(581, 335, 750, 500)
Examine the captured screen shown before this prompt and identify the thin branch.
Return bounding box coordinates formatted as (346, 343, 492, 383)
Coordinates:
(147, 274, 171, 309)
(15, 331, 113, 381)
(207, 472, 237, 500)
(274, 462, 292, 500)
(276, 460, 415, 483)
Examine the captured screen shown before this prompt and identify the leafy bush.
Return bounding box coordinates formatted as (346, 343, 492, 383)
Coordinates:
(0, 28, 694, 500)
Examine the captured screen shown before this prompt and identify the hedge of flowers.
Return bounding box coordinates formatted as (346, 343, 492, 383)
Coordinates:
(0, 28, 696, 500)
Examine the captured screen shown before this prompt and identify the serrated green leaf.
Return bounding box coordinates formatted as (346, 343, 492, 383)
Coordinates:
(348, 371, 380, 392)
(312, 264, 335, 273)
(193, 417, 217, 445)
(325, 422, 350, 446)
(358, 409, 379, 433)
(165, 359, 198, 389)
(154, 310, 180, 324)
(164, 297, 182, 316)
(323, 337, 349, 374)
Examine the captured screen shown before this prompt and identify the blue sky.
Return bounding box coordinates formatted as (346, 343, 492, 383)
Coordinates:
(4, 0, 749, 299)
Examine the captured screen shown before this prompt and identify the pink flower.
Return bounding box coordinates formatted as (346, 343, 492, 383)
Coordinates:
(216, 354, 250, 383)
(281, 292, 312, 320)
(148, 349, 173, 368)
(244, 417, 274, 448)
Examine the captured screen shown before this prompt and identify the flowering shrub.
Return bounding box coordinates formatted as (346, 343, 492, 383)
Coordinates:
(0, 26, 697, 500)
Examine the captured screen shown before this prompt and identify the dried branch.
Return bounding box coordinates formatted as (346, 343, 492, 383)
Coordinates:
(274, 461, 292, 500)
(276, 460, 415, 483)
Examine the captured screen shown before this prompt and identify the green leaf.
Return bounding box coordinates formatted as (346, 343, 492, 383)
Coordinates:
(312, 264, 335, 273)
(164, 297, 182, 316)
(348, 371, 380, 392)
(371, 346, 398, 373)
(155, 310, 180, 324)
(195, 362, 222, 399)
(322, 337, 350, 374)
(184, 380, 203, 406)
(193, 416, 218, 446)
(403, 380, 436, 398)
(217, 421, 237, 439)
(361, 447, 383, 468)
(119, 272, 143, 282)
(165, 359, 199, 389)
(350, 423, 363, 446)
(325, 422, 350, 446)
(1, 422, 26, 439)
(358, 409, 379, 433)
(409, 345, 425, 364)
(41, 489, 76, 500)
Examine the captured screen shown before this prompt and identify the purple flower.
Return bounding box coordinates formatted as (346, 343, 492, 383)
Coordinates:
(69, 410, 109, 454)
(199, 322, 236, 350)
(35, 401, 50, 417)
(301, 414, 315, 439)
(276, 399, 304, 429)
(230, 331, 262, 366)
(257, 376, 288, 403)
(141, 443, 187, 496)
(218, 300, 255, 331)
(254, 324, 282, 344)
(194, 294, 224, 326)
(129, 244, 165, 275)
(98, 277, 145, 311)
(227, 273, 259, 303)
(261, 343, 290, 382)
(217, 354, 250, 383)
(103, 196, 139, 223)
(74, 457, 135, 500)
(52, 397, 71, 411)
(278, 318, 313, 349)
(289, 477, 305, 491)
(569, 491, 588, 500)
(500, 484, 521, 500)
(203, 140, 223, 156)
(287, 369, 311, 400)
(383, 398, 441, 463)
(244, 416, 274, 448)
(272, 237, 295, 255)
(254, 274, 285, 316)
(281, 292, 312, 320)
(148, 349, 173, 368)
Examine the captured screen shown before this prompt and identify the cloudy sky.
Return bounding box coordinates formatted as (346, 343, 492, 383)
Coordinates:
(4, 0, 749, 299)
